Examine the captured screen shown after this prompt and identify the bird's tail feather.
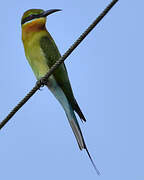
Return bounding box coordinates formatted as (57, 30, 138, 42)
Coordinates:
(64, 101, 100, 175)
(65, 103, 85, 149)
(47, 78, 85, 149)
(47, 78, 100, 174)
(73, 100, 86, 122)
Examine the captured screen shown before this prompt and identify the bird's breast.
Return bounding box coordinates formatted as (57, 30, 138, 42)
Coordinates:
(23, 32, 50, 80)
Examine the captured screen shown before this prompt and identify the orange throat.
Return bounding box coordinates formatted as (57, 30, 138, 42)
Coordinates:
(22, 18, 46, 42)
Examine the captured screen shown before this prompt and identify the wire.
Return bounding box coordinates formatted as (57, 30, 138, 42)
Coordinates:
(0, 0, 118, 130)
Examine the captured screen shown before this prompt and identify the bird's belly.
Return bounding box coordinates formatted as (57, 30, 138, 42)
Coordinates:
(26, 44, 49, 80)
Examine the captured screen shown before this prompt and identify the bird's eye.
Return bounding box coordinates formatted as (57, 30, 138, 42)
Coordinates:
(21, 13, 39, 25)
(29, 14, 34, 18)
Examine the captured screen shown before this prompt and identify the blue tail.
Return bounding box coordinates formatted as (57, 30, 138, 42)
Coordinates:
(47, 76, 100, 174)
(47, 76, 85, 149)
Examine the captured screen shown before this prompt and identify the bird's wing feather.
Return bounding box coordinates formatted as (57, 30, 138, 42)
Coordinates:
(40, 34, 86, 122)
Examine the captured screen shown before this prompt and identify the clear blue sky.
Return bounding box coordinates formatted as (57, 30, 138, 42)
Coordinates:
(0, 0, 143, 179)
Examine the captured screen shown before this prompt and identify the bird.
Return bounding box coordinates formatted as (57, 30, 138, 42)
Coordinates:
(21, 9, 100, 174)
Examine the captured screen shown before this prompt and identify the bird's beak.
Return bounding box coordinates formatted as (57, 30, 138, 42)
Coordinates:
(41, 9, 62, 17)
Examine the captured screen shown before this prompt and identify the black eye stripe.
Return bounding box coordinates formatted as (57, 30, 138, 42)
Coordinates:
(21, 13, 43, 25)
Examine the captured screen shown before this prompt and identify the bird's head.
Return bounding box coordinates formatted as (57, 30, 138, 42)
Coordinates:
(21, 9, 61, 41)
(21, 9, 61, 26)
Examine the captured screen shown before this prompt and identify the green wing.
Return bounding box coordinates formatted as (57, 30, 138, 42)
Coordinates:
(40, 34, 86, 122)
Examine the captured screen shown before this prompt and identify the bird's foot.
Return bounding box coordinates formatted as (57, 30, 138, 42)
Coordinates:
(36, 77, 48, 90)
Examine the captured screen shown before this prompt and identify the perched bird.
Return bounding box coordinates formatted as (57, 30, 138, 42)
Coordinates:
(21, 9, 99, 174)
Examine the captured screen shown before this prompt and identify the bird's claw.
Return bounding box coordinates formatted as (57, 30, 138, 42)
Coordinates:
(36, 78, 48, 90)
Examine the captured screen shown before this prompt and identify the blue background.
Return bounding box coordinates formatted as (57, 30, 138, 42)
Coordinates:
(1, 0, 143, 179)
